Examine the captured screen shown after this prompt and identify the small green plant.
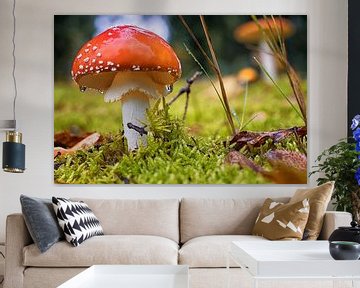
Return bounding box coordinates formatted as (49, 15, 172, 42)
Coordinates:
(311, 141, 359, 209)
(310, 137, 360, 221)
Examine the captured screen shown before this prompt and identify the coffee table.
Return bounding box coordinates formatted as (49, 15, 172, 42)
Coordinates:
(228, 241, 360, 288)
(58, 265, 189, 288)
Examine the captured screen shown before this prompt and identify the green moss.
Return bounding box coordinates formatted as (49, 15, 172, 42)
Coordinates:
(54, 103, 305, 184)
(54, 76, 307, 184)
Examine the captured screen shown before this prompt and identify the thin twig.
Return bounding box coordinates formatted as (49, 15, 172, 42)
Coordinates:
(169, 71, 202, 105)
(251, 15, 307, 126)
(178, 16, 235, 133)
(127, 123, 148, 136)
(199, 15, 236, 134)
(168, 71, 203, 121)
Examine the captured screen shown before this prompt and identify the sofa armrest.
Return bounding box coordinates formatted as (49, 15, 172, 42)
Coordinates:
(4, 214, 32, 288)
(318, 211, 352, 240)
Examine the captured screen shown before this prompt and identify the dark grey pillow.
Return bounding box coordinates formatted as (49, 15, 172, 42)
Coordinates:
(20, 195, 64, 253)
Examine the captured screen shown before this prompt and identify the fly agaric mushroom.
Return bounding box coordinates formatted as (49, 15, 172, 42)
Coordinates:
(72, 25, 181, 150)
(234, 18, 294, 82)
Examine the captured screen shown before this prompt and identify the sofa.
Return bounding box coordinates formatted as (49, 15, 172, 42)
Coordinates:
(4, 198, 352, 288)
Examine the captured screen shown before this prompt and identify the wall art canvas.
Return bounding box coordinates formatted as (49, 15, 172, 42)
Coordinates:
(54, 15, 307, 184)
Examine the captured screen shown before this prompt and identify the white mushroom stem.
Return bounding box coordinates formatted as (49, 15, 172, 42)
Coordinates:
(259, 40, 277, 83)
(104, 72, 168, 151)
(121, 92, 149, 150)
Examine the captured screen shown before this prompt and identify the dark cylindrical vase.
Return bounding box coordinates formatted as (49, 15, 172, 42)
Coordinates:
(329, 221, 360, 244)
(2, 131, 25, 173)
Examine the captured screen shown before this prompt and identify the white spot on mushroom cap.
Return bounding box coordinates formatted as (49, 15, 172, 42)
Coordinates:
(92, 59, 96, 63)
(92, 46, 97, 51)
(97, 53, 102, 57)
(77, 54, 82, 59)
(87, 43, 92, 47)
(84, 57, 90, 63)
(111, 67, 117, 71)
(108, 32, 113, 36)
(85, 49, 90, 53)
(157, 66, 161, 69)
(107, 61, 114, 66)
(90, 67, 94, 71)
(99, 60, 104, 64)
(79, 65, 84, 70)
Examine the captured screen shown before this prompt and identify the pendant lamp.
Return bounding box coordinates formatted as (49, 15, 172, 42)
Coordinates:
(1, 0, 26, 173)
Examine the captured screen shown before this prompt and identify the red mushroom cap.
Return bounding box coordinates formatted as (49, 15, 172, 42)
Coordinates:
(72, 25, 182, 92)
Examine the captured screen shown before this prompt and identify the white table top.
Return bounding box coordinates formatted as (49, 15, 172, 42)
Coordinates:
(231, 241, 360, 278)
(58, 265, 189, 288)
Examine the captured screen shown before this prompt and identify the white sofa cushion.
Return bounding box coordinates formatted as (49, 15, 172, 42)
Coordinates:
(23, 235, 178, 267)
(180, 198, 289, 243)
(179, 235, 267, 268)
(72, 198, 180, 243)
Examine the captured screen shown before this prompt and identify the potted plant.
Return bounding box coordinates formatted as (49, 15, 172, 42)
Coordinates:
(310, 115, 360, 222)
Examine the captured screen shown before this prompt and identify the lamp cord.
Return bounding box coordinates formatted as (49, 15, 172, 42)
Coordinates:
(0, 251, 4, 284)
(11, 0, 17, 129)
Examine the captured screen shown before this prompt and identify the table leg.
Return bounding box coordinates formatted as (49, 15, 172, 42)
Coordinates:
(252, 278, 258, 288)
(226, 251, 230, 288)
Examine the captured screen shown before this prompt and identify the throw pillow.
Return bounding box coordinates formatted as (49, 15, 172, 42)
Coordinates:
(289, 181, 334, 240)
(52, 197, 104, 247)
(252, 198, 310, 240)
(20, 195, 64, 253)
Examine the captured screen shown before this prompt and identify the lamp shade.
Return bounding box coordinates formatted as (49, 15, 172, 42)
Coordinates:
(2, 131, 25, 173)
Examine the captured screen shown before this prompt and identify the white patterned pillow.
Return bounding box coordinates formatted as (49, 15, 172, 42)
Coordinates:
(52, 197, 103, 246)
(252, 198, 310, 240)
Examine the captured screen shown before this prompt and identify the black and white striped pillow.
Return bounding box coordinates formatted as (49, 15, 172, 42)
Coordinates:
(52, 197, 103, 247)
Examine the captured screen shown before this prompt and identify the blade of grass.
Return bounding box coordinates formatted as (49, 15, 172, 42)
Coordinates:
(183, 44, 227, 112)
(232, 109, 241, 127)
(178, 16, 216, 72)
(254, 56, 304, 121)
(241, 113, 260, 131)
(240, 81, 249, 130)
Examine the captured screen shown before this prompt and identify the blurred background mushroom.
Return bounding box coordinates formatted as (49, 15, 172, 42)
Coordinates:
(236, 67, 258, 86)
(234, 17, 295, 82)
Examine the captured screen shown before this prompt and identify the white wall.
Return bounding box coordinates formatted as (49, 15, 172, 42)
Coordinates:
(0, 0, 348, 242)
